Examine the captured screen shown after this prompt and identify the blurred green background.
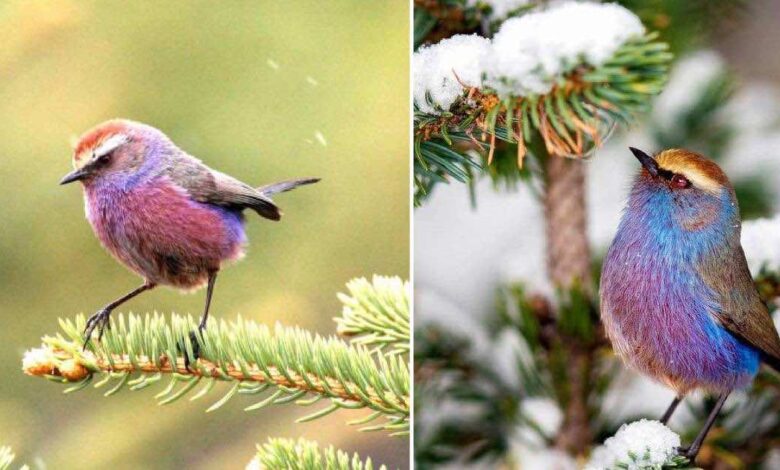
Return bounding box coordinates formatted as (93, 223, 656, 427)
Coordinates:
(0, 1, 409, 468)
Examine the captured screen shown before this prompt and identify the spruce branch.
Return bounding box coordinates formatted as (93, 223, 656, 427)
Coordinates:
(22, 313, 409, 434)
(335, 276, 410, 357)
(415, 33, 672, 200)
(413, 2, 673, 205)
(250, 437, 388, 470)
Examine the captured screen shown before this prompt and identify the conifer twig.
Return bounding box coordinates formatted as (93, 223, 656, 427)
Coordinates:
(413, 7, 673, 203)
(335, 276, 410, 357)
(22, 313, 409, 434)
(249, 437, 388, 470)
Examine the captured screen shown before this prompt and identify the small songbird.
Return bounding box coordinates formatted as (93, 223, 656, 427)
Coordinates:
(600, 148, 780, 461)
(61, 119, 319, 355)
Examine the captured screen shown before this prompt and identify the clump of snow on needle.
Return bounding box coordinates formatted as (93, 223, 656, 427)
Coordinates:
(413, 2, 646, 114)
(413, 34, 492, 115)
(486, 2, 645, 97)
(585, 419, 681, 470)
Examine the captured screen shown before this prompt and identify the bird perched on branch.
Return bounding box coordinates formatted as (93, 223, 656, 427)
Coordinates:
(600, 148, 780, 462)
(61, 119, 319, 359)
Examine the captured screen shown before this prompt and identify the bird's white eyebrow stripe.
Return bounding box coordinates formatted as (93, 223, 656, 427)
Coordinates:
(93, 134, 129, 158)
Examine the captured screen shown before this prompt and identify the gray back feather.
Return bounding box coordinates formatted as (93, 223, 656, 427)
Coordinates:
(164, 153, 318, 221)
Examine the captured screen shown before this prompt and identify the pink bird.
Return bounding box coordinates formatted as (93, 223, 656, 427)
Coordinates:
(60, 119, 319, 359)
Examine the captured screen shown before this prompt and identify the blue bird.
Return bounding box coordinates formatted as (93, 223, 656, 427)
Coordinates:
(600, 147, 780, 461)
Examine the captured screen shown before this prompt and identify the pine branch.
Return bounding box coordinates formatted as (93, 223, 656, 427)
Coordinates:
(413, 3, 673, 203)
(335, 276, 410, 357)
(250, 437, 388, 470)
(23, 313, 409, 435)
(415, 33, 671, 171)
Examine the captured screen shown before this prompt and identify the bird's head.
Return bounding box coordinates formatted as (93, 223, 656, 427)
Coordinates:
(628, 147, 737, 232)
(60, 119, 170, 186)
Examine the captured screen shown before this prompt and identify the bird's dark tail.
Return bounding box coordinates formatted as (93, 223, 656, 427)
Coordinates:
(257, 177, 320, 197)
(248, 177, 319, 221)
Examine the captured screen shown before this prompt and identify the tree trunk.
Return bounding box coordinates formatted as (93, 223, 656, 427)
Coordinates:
(544, 156, 591, 290)
(544, 156, 593, 454)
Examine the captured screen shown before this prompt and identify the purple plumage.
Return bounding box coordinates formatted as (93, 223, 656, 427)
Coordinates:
(85, 178, 246, 290)
(61, 119, 318, 346)
(600, 169, 758, 394)
(600, 148, 780, 394)
(600, 148, 780, 460)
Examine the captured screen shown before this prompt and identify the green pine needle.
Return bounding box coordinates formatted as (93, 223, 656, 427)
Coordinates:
(335, 276, 410, 357)
(414, 32, 672, 202)
(23, 311, 409, 434)
(251, 437, 387, 470)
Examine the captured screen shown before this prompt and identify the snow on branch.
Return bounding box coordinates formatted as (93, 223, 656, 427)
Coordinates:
(414, 34, 492, 115)
(485, 2, 645, 97)
(585, 420, 690, 470)
(414, 2, 649, 112)
(413, 2, 671, 202)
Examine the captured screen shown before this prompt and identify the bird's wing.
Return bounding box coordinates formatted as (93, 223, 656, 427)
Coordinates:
(700, 245, 780, 368)
(164, 158, 281, 221)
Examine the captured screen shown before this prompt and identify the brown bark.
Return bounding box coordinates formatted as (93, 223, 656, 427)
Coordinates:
(544, 156, 593, 454)
(544, 156, 591, 290)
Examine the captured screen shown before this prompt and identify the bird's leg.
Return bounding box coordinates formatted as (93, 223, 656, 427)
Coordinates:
(83, 281, 156, 349)
(198, 270, 218, 331)
(680, 393, 729, 462)
(184, 271, 218, 370)
(660, 395, 683, 425)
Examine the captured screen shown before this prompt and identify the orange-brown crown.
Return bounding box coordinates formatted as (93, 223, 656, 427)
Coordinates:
(655, 149, 731, 193)
(72, 119, 133, 169)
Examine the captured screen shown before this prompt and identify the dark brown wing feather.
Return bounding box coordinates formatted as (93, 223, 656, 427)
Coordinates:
(164, 158, 281, 220)
(700, 244, 780, 369)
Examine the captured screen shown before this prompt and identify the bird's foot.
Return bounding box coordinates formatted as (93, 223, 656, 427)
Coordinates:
(180, 325, 205, 371)
(676, 446, 697, 460)
(83, 308, 112, 350)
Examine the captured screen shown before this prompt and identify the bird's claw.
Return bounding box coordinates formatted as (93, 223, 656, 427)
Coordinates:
(83, 308, 112, 350)
(181, 325, 205, 371)
(676, 446, 695, 459)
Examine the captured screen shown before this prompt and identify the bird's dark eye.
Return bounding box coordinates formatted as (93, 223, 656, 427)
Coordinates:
(95, 152, 112, 164)
(670, 174, 690, 189)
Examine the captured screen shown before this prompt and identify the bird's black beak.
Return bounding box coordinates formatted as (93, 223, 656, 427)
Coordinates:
(59, 168, 88, 185)
(629, 147, 659, 177)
